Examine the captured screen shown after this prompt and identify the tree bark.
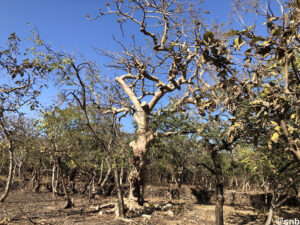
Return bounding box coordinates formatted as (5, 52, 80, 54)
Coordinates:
(215, 181, 224, 225)
(126, 110, 154, 208)
(119, 159, 124, 186)
(0, 150, 5, 175)
(99, 157, 112, 193)
(279, 119, 300, 161)
(56, 157, 73, 209)
(12, 164, 16, 180)
(52, 163, 58, 196)
(32, 168, 41, 193)
(265, 204, 274, 225)
(211, 150, 224, 225)
(18, 165, 21, 180)
(128, 149, 147, 206)
(108, 113, 126, 218)
(97, 158, 104, 185)
(128, 124, 152, 207)
(0, 144, 13, 202)
(88, 169, 96, 201)
(112, 158, 125, 218)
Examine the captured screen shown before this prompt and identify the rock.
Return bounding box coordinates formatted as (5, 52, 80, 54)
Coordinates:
(142, 214, 152, 219)
(167, 210, 174, 217)
(162, 203, 173, 211)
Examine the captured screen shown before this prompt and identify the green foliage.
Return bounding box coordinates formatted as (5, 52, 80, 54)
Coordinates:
(148, 111, 198, 181)
(38, 106, 99, 168)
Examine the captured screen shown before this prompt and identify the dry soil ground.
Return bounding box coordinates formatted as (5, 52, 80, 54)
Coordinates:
(0, 190, 299, 225)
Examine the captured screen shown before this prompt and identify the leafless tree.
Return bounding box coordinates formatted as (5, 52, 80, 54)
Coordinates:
(89, 0, 213, 209)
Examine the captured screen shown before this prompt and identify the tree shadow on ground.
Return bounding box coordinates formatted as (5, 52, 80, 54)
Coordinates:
(228, 214, 259, 225)
(190, 188, 214, 204)
(276, 206, 300, 220)
(226, 205, 265, 225)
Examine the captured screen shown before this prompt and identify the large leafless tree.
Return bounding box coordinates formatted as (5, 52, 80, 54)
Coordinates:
(90, 0, 215, 209)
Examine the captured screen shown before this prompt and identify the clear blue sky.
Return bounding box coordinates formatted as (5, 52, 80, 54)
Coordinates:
(0, 1, 125, 60)
(0, 0, 246, 130)
(0, 0, 235, 55)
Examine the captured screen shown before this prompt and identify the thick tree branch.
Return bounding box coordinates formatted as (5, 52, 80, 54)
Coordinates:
(115, 74, 144, 113)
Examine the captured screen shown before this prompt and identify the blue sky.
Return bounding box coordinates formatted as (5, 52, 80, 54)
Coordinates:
(0, 0, 249, 130)
(0, 0, 235, 55)
(0, 1, 125, 60)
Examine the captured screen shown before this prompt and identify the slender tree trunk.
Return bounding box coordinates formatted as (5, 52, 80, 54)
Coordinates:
(88, 169, 96, 201)
(265, 204, 274, 225)
(52, 163, 58, 196)
(97, 158, 104, 185)
(32, 167, 41, 193)
(0, 143, 14, 202)
(18, 164, 22, 180)
(0, 150, 5, 175)
(215, 181, 224, 225)
(68, 168, 77, 194)
(211, 150, 224, 225)
(91, 169, 96, 196)
(12, 164, 16, 180)
(0, 163, 4, 175)
(112, 157, 125, 218)
(56, 157, 73, 209)
(119, 159, 124, 186)
(107, 113, 126, 218)
(99, 157, 112, 192)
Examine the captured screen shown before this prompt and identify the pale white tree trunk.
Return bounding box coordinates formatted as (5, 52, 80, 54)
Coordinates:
(127, 111, 153, 208)
(51, 163, 58, 196)
(265, 204, 274, 225)
(0, 143, 14, 202)
(100, 157, 112, 190)
(97, 158, 104, 185)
